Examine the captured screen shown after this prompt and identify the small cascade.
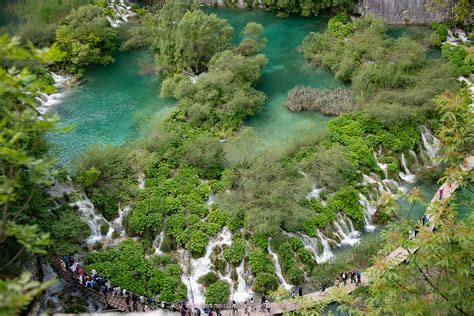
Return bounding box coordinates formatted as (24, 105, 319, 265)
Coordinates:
(234, 260, 252, 302)
(37, 263, 65, 313)
(358, 193, 377, 231)
(283, 232, 333, 264)
(409, 150, 419, 165)
(207, 192, 215, 206)
(267, 239, 292, 291)
(399, 153, 416, 183)
(137, 176, 145, 190)
(72, 195, 110, 245)
(331, 214, 360, 246)
(306, 185, 326, 205)
(298, 170, 308, 177)
(152, 224, 166, 255)
(374, 151, 388, 179)
(107, 206, 131, 241)
(420, 125, 441, 164)
(107, 0, 134, 27)
(178, 228, 232, 305)
(36, 73, 71, 115)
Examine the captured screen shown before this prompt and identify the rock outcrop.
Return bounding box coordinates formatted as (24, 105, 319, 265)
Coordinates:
(356, 0, 452, 24)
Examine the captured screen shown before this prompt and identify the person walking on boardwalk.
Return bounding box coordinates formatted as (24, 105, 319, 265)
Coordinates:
(439, 188, 444, 200)
(341, 272, 347, 285)
(350, 271, 356, 283)
(356, 271, 361, 286)
(298, 286, 303, 297)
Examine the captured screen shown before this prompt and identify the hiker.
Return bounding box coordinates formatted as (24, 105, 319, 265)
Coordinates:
(143, 304, 148, 312)
(414, 224, 420, 237)
(125, 294, 131, 311)
(62, 255, 69, 267)
(244, 300, 249, 315)
(350, 271, 356, 283)
(439, 188, 444, 200)
(335, 278, 340, 287)
(291, 287, 296, 299)
(341, 272, 347, 285)
(356, 271, 362, 286)
(204, 305, 210, 315)
(70, 262, 78, 274)
(298, 286, 303, 297)
(260, 296, 266, 311)
(232, 300, 237, 313)
(265, 299, 271, 313)
(422, 214, 428, 226)
(250, 297, 256, 312)
(195, 307, 201, 316)
(60, 259, 67, 272)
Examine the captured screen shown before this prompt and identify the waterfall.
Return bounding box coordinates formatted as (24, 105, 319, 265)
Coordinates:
(152, 223, 166, 255)
(36, 73, 71, 115)
(306, 185, 326, 205)
(107, 206, 131, 240)
(358, 193, 377, 231)
(267, 239, 292, 291)
(298, 170, 309, 177)
(107, 0, 134, 27)
(207, 192, 215, 206)
(399, 153, 416, 183)
(72, 195, 110, 245)
(234, 260, 252, 302)
(331, 214, 360, 246)
(37, 263, 65, 314)
(374, 151, 388, 179)
(284, 232, 333, 264)
(178, 228, 232, 305)
(137, 176, 145, 190)
(409, 150, 419, 165)
(420, 125, 441, 164)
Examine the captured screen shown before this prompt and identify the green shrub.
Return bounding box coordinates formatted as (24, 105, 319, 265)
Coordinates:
(205, 280, 230, 304)
(223, 238, 246, 264)
(198, 272, 219, 287)
(287, 267, 305, 285)
(253, 273, 279, 294)
(249, 248, 269, 274)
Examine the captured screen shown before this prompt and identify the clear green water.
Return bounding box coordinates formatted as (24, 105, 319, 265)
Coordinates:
(50, 8, 343, 164)
(48, 49, 176, 164)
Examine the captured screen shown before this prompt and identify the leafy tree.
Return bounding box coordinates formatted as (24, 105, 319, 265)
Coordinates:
(180, 134, 224, 178)
(238, 22, 268, 57)
(56, 4, 117, 72)
(0, 34, 63, 313)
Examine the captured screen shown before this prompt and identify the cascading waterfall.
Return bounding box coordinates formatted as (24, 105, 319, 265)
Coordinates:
(36, 73, 71, 115)
(306, 185, 326, 205)
(151, 223, 166, 255)
(73, 195, 110, 245)
(331, 214, 360, 246)
(37, 263, 65, 313)
(137, 176, 145, 189)
(267, 239, 292, 291)
(178, 228, 232, 306)
(107, 0, 134, 27)
(283, 232, 334, 264)
(234, 260, 253, 302)
(207, 192, 215, 206)
(399, 153, 416, 183)
(374, 151, 388, 179)
(358, 193, 377, 231)
(420, 125, 441, 164)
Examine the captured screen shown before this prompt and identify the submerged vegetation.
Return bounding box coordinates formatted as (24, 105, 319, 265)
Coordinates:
(0, 0, 473, 314)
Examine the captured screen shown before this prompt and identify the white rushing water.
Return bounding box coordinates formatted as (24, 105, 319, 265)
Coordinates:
(284, 231, 334, 264)
(151, 223, 166, 256)
(36, 73, 71, 115)
(107, 0, 134, 27)
(399, 153, 416, 183)
(234, 260, 253, 302)
(179, 228, 232, 306)
(207, 192, 215, 206)
(137, 176, 145, 189)
(306, 185, 326, 205)
(267, 239, 292, 291)
(358, 193, 377, 231)
(420, 125, 441, 164)
(72, 195, 110, 245)
(331, 213, 360, 246)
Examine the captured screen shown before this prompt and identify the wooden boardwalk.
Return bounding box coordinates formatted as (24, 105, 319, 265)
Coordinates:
(50, 258, 130, 312)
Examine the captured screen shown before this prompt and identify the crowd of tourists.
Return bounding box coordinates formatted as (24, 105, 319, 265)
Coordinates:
(59, 255, 165, 312)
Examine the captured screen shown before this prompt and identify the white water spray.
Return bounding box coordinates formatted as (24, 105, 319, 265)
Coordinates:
(420, 125, 441, 164)
(399, 153, 416, 183)
(36, 73, 71, 115)
(107, 0, 134, 27)
(267, 239, 292, 291)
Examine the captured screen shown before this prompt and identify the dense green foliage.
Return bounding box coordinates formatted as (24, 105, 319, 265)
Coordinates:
(0, 35, 63, 314)
(85, 239, 187, 300)
(55, 4, 117, 73)
(262, 0, 356, 17)
(1, 0, 92, 47)
(301, 15, 459, 126)
(205, 280, 230, 304)
(441, 43, 474, 76)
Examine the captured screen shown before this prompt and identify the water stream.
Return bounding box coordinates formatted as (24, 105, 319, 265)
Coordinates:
(267, 239, 292, 291)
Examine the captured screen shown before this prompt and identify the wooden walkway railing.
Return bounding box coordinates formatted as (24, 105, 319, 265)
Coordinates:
(50, 257, 130, 312)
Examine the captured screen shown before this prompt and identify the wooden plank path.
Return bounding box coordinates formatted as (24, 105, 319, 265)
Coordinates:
(266, 156, 474, 315)
(50, 257, 130, 312)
